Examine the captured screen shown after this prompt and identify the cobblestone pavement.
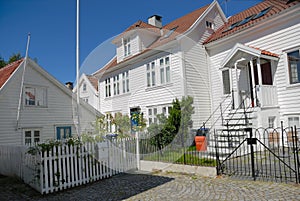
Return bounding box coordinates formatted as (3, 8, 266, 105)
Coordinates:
(0, 171, 299, 201)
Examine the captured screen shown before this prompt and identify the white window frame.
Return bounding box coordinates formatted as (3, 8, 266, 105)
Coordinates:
(268, 116, 276, 128)
(113, 75, 120, 96)
(122, 71, 129, 93)
(159, 56, 170, 85)
(24, 85, 47, 107)
(288, 116, 300, 128)
(123, 38, 131, 57)
(286, 48, 300, 85)
(148, 107, 158, 125)
(205, 20, 214, 30)
(146, 61, 156, 87)
(222, 69, 231, 95)
(24, 129, 40, 145)
(162, 105, 172, 117)
(82, 82, 87, 92)
(105, 78, 111, 97)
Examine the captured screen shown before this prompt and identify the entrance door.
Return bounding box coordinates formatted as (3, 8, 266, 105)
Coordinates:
(261, 61, 272, 85)
(56, 126, 72, 140)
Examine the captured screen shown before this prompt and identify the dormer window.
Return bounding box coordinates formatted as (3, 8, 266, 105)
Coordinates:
(123, 38, 131, 57)
(206, 20, 214, 30)
(82, 83, 87, 92)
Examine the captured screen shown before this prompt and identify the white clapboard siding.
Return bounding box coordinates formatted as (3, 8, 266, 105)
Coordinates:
(0, 59, 97, 145)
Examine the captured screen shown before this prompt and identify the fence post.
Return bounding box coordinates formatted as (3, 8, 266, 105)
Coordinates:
(281, 121, 285, 156)
(136, 131, 140, 170)
(292, 126, 300, 184)
(214, 129, 221, 175)
(248, 128, 256, 181)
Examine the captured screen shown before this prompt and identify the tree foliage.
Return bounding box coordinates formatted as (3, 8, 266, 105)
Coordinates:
(0, 53, 23, 68)
(148, 96, 194, 149)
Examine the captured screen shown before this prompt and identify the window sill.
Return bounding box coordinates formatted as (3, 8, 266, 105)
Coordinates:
(145, 83, 173, 92)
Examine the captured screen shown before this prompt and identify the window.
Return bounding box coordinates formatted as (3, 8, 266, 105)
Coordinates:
(122, 71, 129, 93)
(82, 83, 87, 92)
(268, 116, 276, 128)
(56, 126, 72, 140)
(287, 50, 300, 84)
(238, 14, 255, 26)
(113, 75, 120, 95)
(253, 6, 272, 20)
(206, 21, 214, 29)
(148, 108, 158, 125)
(105, 78, 111, 97)
(160, 57, 170, 84)
(288, 117, 300, 128)
(25, 86, 47, 107)
(162, 105, 172, 117)
(146, 62, 156, 87)
(123, 38, 131, 57)
(24, 129, 40, 145)
(222, 70, 231, 94)
(162, 27, 177, 39)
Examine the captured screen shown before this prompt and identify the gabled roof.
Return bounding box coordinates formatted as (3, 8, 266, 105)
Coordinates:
(0, 59, 24, 89)
(94, 2, 212, 76)
(220, 43, 279, 68)
(204, 0, 300, 44)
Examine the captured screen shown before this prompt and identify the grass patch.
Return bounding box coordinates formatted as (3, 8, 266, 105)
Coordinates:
(142, 147, 216, 167)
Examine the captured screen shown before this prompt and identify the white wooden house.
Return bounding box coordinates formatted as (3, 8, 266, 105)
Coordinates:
(93, 0, 227, 130)
(73, 73, 99, 111)
(204, 0, 300, 131)
(0, 58, 99, 145)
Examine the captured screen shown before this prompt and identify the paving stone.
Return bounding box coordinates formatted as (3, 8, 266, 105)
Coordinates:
(0, 171, 299, 201)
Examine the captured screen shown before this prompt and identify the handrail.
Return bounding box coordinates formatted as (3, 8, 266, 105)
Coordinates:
(200, 94, 232, 130)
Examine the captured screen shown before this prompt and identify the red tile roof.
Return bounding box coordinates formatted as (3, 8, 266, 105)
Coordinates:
(249, 45, 279, 58)
(95, 3, 210, 76)
(204, 0, 300, 44)
(112, 21, 160, 43)
(86, 75, 98, 91)
(0, 59, 23, 89)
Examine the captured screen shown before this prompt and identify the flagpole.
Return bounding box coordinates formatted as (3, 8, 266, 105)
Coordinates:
(16, 33, 31, 129)
(76, 0, 81, 137)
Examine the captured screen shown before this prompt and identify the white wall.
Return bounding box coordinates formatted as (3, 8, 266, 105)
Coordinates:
(207, 9, 300, 128)
(0, 60, 97, 145)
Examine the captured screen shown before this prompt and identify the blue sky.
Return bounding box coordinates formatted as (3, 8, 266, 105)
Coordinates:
(0, 0, 261, 84)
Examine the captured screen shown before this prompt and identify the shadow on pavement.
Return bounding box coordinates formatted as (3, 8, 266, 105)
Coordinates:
(0, 172, 174, 201)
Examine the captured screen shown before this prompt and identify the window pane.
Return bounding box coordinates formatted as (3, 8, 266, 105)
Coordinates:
(160, 68, 165, 84)
(160, 59, 164, 66)
(152, 71, 156, 86)
(148, 109, 152, 116)
(25, 131, 31, 138)
(154, 108, 157, 115)
(166, 66, 170, 83)
(147, 72, 151, 87)
(126, 79, 129, 92)
(25, 87, 35, 106)
(165, 57, 169, 65)
(288, 50, 300, 84)
(222, 70, 230, 94)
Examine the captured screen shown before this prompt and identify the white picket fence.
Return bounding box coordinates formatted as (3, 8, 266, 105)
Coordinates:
(0, 138, 138, 194)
